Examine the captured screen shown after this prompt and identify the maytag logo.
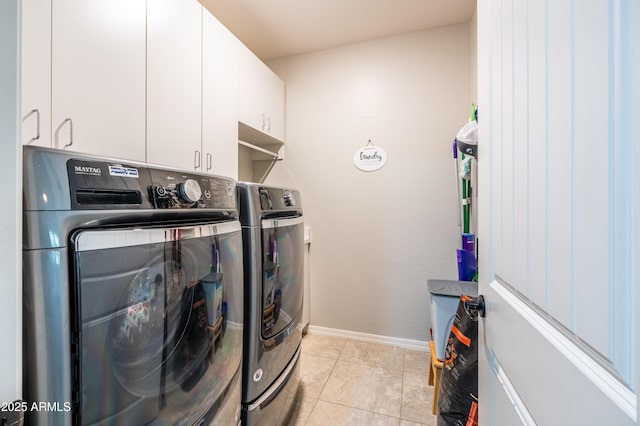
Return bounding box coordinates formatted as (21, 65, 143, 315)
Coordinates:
(74, 165, 102, 176)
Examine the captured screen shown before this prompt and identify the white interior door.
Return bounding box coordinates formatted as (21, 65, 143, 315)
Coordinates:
(477, 0, 639, 424)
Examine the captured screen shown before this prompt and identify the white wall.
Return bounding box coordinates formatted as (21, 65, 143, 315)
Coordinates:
(267, 23, 471, 342)
(0, 0, 22, 403)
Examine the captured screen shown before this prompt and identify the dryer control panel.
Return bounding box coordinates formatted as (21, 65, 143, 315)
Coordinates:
(257, 187, 301, 211)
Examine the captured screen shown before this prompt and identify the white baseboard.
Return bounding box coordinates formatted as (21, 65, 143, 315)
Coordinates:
(307, 325, 429, 352)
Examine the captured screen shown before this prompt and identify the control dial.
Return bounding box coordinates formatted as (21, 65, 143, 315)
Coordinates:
(283, 190, 295, 207)
(176, 179, 202, 204)
(155, 186, 168, 197)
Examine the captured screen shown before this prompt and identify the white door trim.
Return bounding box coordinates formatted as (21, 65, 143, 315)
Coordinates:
(491, 279, 636, 420)
(488, 348, 536, 426)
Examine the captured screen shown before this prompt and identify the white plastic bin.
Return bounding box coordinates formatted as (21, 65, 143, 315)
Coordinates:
(427, 279, 478, 361)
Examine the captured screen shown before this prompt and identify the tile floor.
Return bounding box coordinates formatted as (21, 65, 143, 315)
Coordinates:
(287, 332, 438, 426)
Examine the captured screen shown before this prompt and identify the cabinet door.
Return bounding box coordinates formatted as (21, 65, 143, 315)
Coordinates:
(147, 0, 202, 169)
(51, 0, 146, 160)
(237, 44, 266, 133)
(237, 44, 285, 142)
(22, 0, 51, 147)
(202, 11, 238, 179)
(263, 66, 285, 141)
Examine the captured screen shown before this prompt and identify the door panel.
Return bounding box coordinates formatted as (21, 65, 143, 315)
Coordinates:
(545, 0, 573, 328)
(202, 10, 239, 179)
(146, 0, 202, 169)
(478, 0, 638, 424)
(21, 0, 51, 147)
(482, 280, 635, 424)
(512, 0, 527, 296)
(572, 0, 610, 356)
(526, 0, 547, 310)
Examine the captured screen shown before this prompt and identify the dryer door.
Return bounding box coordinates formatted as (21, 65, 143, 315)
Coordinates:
(260, 216, 304, 339)
(70, 221, 243, 425)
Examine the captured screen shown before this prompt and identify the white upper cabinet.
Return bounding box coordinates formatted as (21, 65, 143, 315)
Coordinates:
(202, 11, 239, 179)
(51, 0, 146, 160)
(146, 0, 203, 170)
(21, 0, 51, 147)
(20, 0, 280, 179)
(238, 43, 285, 143)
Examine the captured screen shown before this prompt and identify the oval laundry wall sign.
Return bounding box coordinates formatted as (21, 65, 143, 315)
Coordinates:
(353, 142, 387, 172)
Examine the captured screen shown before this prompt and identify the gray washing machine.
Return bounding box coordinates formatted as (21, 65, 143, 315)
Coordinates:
(237, 183, 304, 425)
(23, 146, 244, 425)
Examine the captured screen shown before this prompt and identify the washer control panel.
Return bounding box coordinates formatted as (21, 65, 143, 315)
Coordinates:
(65, 156, 236, 210)
(148, 168, 236, 210)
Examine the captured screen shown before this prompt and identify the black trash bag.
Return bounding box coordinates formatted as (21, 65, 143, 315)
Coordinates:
(437, 295, 479, 426)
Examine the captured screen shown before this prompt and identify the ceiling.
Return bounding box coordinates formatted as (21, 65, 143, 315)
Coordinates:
(199, 0, 476, 61)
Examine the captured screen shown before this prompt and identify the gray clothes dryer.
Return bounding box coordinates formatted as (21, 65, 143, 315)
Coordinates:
(23, 146, 244, 425)
(237, 183, 304, 425)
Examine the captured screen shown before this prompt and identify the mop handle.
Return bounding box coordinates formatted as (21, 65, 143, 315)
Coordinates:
(453, 139, 462, 232)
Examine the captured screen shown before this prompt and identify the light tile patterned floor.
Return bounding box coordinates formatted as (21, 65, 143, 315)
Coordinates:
(287, 333, 437, 426)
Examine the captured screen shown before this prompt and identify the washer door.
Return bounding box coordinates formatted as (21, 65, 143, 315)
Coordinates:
(71, 221, 243, 425)
(260, 216, 304, 339)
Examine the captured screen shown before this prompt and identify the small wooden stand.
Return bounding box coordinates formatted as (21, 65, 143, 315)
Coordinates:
(428, 340, 443, 415)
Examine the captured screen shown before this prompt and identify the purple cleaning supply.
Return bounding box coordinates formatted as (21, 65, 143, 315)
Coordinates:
(457, 249, 477, 281)
(461, 233, 475, 253)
